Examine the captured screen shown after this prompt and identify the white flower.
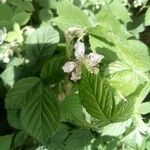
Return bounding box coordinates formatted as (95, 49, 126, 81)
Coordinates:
(3, 57, 10, 63)
(133, 0, 143, 7)
(62, 61, 76, 73)
(74, 41, 85, 59)
(87, 53, 104, 66)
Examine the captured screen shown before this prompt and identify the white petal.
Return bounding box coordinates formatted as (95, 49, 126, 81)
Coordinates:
(3, 57, 10, 63)
(87, 53, 104, 66)
(62, 61, 76, 73)
(74, 41, 85, 59)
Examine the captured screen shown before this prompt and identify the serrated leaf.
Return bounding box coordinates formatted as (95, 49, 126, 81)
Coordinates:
(0, 134, 13, 150)
(40, 54, 65, 84)
(48, 125, 69, 150)
(60, 87, 83, 122)
(89, 34, 118, 63)
(102, 119, 132, 137)
(14, 131, 28, 149)
(145, 7, 150, 26)
(79, 68, 135, 126)
(26, 25, 59, 63)
(5, 77, 41, 109)
(109, 69, 139, 97)
(88, 26, 150, 73)
(96, 7, 131, 39)
(7, 109, 21, 129)
(117, 40, 150, 72)
(108, 1, 131, 24)
(79, 68, 115, 126)
(55, 2, 91, 30)
(66, 129, 93, 150)
(20, 80, 61, 143)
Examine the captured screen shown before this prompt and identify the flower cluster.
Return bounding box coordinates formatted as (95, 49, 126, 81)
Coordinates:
(62, 41, 104, 82)
(0, 45, 13, 63)
(133, 0, 143, 7)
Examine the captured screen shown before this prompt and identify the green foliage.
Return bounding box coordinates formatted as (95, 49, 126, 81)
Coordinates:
(0, 0, 150, 149)
(40, 54, 65, 84)
(20, 79, 61, 143)
(79, 68, 135, 126)
(54, 1, 91, 30)
(0, 134, 13, 150)
(145, 7, 150, 26)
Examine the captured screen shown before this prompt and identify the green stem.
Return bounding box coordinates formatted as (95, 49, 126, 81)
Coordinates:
(66, 39, 73, 59)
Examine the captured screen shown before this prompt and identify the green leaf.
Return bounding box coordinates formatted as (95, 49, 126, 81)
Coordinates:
(79, 68, 115, 126)
(40, 54, 65, 84)
(20, 80, 61, 143)
(34, 0, 57, 9)
(145, 7, 150, 26)
(14, 131, 28, 149)
(39, 8, 53, 22)
(133, 83, 150, 104)
(5, 77, 41, 109)
(89, 26, 150, 73)
(48, 125, 69, 150)
(108, 1, 131, 24)
(0, 134, 13, 150)
(0, 57, 25, 87)
(65, 129, 93, 150)
(0, 4, 13, 21)
(26, 25, 59, 63)
(108, 61, 140, 97)
(102, 119, 132, 137)
(60, 87, 83, 122)
(79, 68, 135, 126)
(117, 40, 150, 72)
(5, 31, 18, 42)
(8, 0, 34, 12)
(55, 1, 91, 30)
(109, 69, 139, 97)
(138, 102, 150, 115)
(96, 7, 131, 39)
(89, 34, 118, 63)
(7, 109, 22, 129)
(11, 11, 32, 26)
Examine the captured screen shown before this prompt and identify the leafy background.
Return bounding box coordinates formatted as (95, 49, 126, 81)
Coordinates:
(0, 0, 150, 150)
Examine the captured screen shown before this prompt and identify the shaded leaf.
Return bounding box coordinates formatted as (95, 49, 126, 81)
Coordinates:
(40, 54, 65, 84)
(20, 80, 61, 143)
(0, 134, 13, 150)
(5, 77, 41, 109)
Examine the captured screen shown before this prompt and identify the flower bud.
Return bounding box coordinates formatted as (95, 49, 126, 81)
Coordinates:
(62, 61, 76, 73)
(66, 27, 83, 37)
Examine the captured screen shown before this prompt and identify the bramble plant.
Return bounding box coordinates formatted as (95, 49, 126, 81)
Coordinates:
(0, 0, 150, 150)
